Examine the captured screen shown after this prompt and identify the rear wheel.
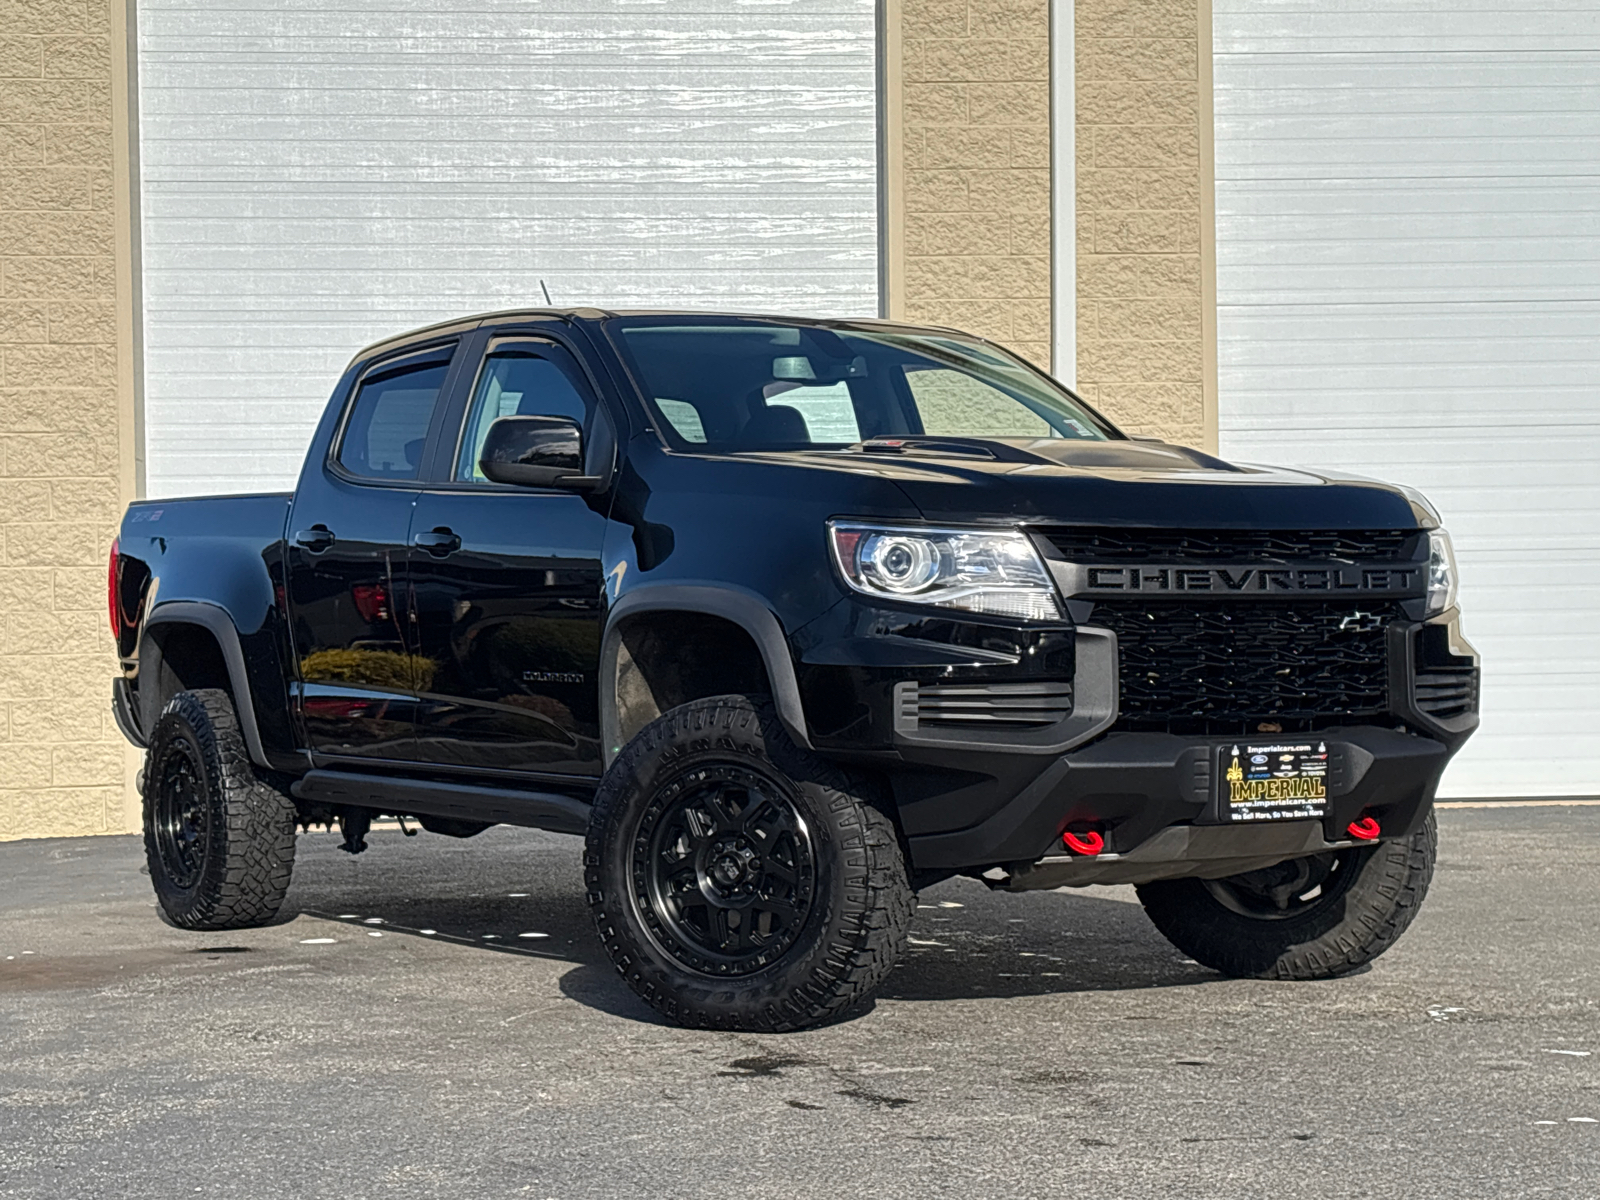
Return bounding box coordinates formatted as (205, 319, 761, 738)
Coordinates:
(1136, 812, 1437, 979)
(585, 695, 913, 1031)
(142, 689, 297, 930)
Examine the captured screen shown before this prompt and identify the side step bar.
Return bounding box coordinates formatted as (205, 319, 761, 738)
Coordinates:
(291, 769, 590, 836)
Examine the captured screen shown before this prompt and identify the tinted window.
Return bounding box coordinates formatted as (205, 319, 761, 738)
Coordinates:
(764, 381, 861, 443)
(907, 366, 1053, 437)
(655, 397, 707, 443)
(456, 345, 594, 482)
(338, 359, 448, 480)
(613, 321, 1112, 452)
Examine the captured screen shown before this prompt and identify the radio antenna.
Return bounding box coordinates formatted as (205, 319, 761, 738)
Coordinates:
(540, 278, 553, 305)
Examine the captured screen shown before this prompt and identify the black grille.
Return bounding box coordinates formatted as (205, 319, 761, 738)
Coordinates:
(1039, 527, 1419, 564)
(1091, 600, 1397, 735)
(898, 681, 1073, 729)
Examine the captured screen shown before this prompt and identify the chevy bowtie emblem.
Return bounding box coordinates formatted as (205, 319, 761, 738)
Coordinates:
(1338, 611, 1383, 632)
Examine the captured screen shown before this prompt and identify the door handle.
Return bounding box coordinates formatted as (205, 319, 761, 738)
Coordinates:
(413, 527, 461, 557)
(293, 526, 336, 552)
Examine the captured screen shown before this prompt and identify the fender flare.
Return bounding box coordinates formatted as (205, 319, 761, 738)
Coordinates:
(600, 584, 812, 766)
(141, 601, 271, 768)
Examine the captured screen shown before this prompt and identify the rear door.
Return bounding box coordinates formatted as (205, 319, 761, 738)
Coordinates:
(285, 342, 458, 759)
(406, 332, 616, 778)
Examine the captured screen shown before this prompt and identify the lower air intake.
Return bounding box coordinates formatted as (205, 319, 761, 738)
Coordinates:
(896, 681, 1074, 730)
(1414, 668, 1477, 720)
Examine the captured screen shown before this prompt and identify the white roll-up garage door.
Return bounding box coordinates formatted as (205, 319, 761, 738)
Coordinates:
(1213, 2, 1600, 797)
(136, 0, 878, 498)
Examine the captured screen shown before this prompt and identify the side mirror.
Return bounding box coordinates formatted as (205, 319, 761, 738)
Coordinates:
(479, 415, 599, 490)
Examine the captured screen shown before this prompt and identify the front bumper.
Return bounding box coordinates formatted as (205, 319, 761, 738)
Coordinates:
(1004, 818, 1369, 890)
(795, 595, 1476, 880)
(906, 724, 1451, 874)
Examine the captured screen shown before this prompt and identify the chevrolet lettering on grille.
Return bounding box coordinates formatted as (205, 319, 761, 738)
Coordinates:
(1048, 562, 1422, 598)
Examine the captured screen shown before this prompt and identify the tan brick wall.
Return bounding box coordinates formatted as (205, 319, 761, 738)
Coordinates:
(895, 0, 1053, 367)
(0, 0, 132, 840)
(1076, 0, 1209, 448)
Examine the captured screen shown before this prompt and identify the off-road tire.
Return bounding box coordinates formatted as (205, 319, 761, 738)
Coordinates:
(142, 688, 297, 930)
(1136, 811, 1437, 979)
(585, 695, 913, 1031)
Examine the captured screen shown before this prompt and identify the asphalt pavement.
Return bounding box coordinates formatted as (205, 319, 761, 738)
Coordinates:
(2, 805, 1597, 1199)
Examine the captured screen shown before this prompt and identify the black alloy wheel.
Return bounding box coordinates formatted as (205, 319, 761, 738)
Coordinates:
(633, 764, 816, 976)
(1198, 847, 1362, 921)
(586, 694, 914, 1031)
(152, 737, 210, 889)
(141, 689, 298, 930)
(1137, 811, 1438, 980)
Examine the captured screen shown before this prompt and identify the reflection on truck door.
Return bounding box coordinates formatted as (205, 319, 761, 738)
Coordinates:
(406, 338, 610, 778)
(285, 347, 452, 759)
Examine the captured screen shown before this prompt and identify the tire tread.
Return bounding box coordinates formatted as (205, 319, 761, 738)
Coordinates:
(142, 688, 296, 931)
(585, 695, 913, 1032)
(1137, 813, 1437, 981)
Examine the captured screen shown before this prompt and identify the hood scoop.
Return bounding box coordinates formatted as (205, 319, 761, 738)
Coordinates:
(857, 437, 999, 460)
(852, 436, 1241, 473)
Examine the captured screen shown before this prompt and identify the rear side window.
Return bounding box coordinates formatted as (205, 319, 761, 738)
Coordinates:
(337, 359, 450, 480)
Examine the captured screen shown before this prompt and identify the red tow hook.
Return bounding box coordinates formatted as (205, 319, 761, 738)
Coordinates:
(1062, 829, 1105, 856)
(1347, 816, 1381, 842)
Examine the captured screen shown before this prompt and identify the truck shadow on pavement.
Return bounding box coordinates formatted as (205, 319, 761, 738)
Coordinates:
(0, 833, 1228, 1024)
(552, 884, 1224, 1024)
(281, 831, 1228, 1026)
(281, 891, 1223, 1024)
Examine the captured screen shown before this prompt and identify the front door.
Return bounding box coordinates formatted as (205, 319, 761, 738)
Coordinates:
(285, 345, 455, 759)
(407, 336, 613, 778)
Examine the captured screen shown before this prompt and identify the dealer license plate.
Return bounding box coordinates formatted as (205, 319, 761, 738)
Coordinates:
(1220, 741, 1329, 822)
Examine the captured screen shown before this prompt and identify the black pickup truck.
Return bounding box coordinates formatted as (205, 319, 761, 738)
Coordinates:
(110, 309, 1479, 1030)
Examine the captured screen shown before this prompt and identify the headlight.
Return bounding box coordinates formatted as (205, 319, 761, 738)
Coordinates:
(828, 522, 1063, 621)
(1426, 529, 1458, 616)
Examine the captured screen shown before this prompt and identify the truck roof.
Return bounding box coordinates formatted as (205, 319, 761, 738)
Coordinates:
(347, 308, 960, 369)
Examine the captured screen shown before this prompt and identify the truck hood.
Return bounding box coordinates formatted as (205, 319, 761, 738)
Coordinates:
(792, 438, 1433, 529)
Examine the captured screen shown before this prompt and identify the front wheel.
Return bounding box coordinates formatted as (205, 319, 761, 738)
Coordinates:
(1136, 812, 1437, 980)
(142, 688, 297, 930)
(585, 695, 913, 1031)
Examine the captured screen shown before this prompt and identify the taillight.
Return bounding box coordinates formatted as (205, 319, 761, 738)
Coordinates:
(108, 538, 121, 639)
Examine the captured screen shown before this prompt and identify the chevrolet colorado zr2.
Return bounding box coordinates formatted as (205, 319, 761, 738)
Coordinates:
(109, 309, 1478, 1030)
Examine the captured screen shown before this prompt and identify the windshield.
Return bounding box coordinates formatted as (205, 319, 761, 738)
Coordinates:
(609, 319, 1117, 452)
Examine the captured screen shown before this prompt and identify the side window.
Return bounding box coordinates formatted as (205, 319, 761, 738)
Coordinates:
(456, 343, 596, 482)
(337, 358, 450, 480)
(904, 366, 1056, 438)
